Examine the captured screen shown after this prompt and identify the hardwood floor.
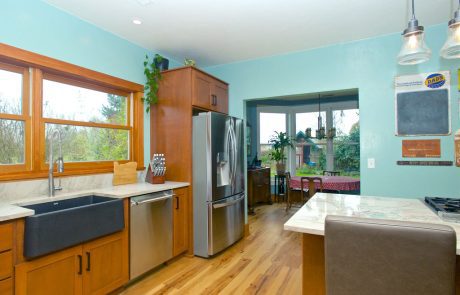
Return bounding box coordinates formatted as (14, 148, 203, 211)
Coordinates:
(120, 203, 301, 295)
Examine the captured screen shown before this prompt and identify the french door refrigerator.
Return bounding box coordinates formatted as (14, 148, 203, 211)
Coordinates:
(193, 112, 245, 258)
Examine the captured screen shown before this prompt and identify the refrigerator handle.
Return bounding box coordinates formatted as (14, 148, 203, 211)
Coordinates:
(230, 125, 237, 187)
(212, 194, 244, 209)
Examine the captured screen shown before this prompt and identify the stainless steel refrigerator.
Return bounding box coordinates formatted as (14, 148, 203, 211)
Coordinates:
(193, 112, 245, 258)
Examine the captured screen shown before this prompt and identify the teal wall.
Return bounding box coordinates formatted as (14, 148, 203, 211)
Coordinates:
(205, 24, 460, 198)
(0, 0, 181, 167)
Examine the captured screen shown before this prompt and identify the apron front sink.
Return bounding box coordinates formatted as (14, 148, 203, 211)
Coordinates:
(21, 195, 124, 259)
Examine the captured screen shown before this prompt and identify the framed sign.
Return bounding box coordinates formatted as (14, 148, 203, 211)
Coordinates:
(402, 139, 441, 158)
(395, 71, 451, 136)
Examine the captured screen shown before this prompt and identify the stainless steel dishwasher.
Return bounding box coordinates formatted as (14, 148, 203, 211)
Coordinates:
(130, 190, 173, 280)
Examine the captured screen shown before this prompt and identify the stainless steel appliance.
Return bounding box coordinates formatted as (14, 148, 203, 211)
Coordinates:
(193, 112, 245, 258)
(130, 190, 173, 279)
(425, 196, 460, 222)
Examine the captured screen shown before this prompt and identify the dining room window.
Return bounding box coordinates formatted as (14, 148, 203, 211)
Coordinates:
(257, 100, 359, 177)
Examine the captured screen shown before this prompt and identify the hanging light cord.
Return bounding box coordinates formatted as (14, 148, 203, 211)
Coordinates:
(411, 0, 415, 20)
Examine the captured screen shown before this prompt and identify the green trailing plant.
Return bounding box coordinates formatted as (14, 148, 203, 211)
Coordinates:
(268, 131, 295, 163)
(184, 58, 196, 66)
(142, 54, 163, 113)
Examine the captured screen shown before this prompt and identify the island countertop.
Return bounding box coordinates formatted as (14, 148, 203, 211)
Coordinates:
(284, 193, 460, 254)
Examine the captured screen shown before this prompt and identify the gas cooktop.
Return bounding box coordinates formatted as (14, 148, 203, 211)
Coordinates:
(425, 197, 460, 222)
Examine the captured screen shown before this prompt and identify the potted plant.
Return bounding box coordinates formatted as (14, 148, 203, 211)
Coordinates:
(142, 54, 169, 113)
(268, 131, 295, 174)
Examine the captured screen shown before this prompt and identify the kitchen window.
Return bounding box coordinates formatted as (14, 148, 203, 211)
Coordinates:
(0, 45, 144, 180)
(0, 62, 31, 173)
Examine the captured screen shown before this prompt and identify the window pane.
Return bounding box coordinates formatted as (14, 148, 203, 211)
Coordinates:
(295, 144, 326, 176)
(295, 112, 326, 144)
(43, 80, 127, 125)
(45, 124, 129, 162)
(0, 119, 25, 164)
(333, 109, 360, 177)
(333, 109, 359, 137)
(259, 113, 286, 144)
(295, 112, 326, 176)
(0, 69, 22, 115)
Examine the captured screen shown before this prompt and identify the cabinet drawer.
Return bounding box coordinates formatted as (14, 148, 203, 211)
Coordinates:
(0, 223, 13, 252)
(0, 251, 13, 280)
(0, 277, 13, 295)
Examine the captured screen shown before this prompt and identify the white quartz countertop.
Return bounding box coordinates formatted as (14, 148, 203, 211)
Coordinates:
(0, 181, 189, 221)
(284, 193, 460, 254)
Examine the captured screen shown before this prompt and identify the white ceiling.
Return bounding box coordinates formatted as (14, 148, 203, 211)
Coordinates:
(44, 0, 455, 67)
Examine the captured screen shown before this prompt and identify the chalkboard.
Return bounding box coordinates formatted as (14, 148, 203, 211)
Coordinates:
(396, 89, 450, 136)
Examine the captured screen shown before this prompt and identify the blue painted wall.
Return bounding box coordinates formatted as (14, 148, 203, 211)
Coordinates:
(0, 0, 182, 167)
(205, 24, 460, 198)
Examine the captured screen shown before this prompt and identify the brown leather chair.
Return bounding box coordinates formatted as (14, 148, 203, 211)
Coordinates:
(323, 170, 340, 176)
(325, 215, 457, 295)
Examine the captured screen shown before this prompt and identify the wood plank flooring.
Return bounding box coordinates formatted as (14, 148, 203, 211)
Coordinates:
(120, 203, 301, 295)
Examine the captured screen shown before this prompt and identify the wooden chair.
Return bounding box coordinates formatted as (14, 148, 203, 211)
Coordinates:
(285, 174, 323, 211)
(323, 170, 340, 176)
(285, 172, 306, 211)
(301, 176, 323, 199)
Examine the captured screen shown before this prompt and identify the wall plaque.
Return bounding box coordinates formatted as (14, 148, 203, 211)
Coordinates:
(397, 161, 453, 166)
(402, 139, 441, 158)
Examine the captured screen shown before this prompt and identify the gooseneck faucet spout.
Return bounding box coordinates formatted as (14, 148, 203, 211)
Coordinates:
(48, 129, 64, 197)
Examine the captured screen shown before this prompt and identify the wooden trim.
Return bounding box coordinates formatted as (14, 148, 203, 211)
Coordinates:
(0, 43, 143, 92)
(0, 46, 145, 181)
(302, 233, 325, 295)
(161, 65, 229, 85)
(42, 118, 131, 130)
(42, 72, 130, 98)
(244, 223, 250, 237)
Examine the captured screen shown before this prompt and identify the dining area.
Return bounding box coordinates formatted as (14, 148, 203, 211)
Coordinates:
(272, 171, 361, 211)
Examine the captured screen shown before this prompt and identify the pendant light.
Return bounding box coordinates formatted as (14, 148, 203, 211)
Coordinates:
(316, 94, 325, 140)
(441, 0, 460, 59)
(397, 0, 431, 65)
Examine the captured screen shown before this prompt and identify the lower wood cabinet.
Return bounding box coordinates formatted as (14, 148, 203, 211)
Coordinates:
(15, 246, 83, 295)
(15, 199, 129, 295)
(173, 187, 189, 256)
(0, 221, 14, 295)
(82, 232, 128, 295)
(247, 168, 271, 214)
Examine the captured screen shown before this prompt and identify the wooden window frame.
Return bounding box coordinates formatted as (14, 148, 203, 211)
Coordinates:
(0, 43, 144, 181)
(0, 62, 31, 174)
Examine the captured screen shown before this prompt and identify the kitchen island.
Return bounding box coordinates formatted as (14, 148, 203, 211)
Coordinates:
(284, 193, 460, 295)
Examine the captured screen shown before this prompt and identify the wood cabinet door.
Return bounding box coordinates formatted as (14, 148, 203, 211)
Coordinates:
(212, 81, 229, 114)
(82, 232, 128, 295)
(15, 246, 83, 295)
(192, 70, 213, 110)
(173, 187, 189, 256)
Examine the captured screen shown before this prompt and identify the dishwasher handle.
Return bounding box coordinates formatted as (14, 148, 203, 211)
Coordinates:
(131, 194, 175, 206)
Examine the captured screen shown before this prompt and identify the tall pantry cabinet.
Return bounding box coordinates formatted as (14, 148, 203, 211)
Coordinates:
(150, 66, 229, 255)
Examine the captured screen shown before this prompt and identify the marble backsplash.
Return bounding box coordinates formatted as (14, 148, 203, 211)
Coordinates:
(0, 171, 146, 204)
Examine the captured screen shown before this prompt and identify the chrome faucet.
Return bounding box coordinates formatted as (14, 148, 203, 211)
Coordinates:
(48, 130, 64, 197)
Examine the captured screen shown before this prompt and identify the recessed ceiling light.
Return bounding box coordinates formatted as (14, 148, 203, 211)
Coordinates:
(132, 18, 142, 25)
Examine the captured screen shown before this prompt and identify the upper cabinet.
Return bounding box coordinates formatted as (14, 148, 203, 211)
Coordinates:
(192, 68, 229, 114)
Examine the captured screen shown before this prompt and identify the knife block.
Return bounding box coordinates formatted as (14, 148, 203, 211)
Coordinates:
(145, 164, 165, 184)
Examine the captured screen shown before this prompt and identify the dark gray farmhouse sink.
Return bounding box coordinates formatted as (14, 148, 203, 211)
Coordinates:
(22, 195, 124, 259)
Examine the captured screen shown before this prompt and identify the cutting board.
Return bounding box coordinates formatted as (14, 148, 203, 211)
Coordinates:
(113, 162, 138, 186)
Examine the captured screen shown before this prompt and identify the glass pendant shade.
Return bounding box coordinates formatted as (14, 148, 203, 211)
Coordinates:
(441, 18, 460, 59)
(397, 30, 431, 65)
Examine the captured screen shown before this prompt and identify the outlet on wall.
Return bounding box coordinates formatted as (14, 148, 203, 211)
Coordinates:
(368, 158, 375, 169)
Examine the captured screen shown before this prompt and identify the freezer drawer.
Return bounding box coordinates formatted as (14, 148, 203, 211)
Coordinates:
(208, 193, 245, 256)
(130, 191, 173, 280)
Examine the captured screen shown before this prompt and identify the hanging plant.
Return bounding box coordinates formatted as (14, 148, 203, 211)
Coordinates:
(142, 54, 164, 113)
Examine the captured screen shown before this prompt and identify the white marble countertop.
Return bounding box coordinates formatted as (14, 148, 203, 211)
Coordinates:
(284, 193, 460, 254)
(0, 181, 189, 221)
